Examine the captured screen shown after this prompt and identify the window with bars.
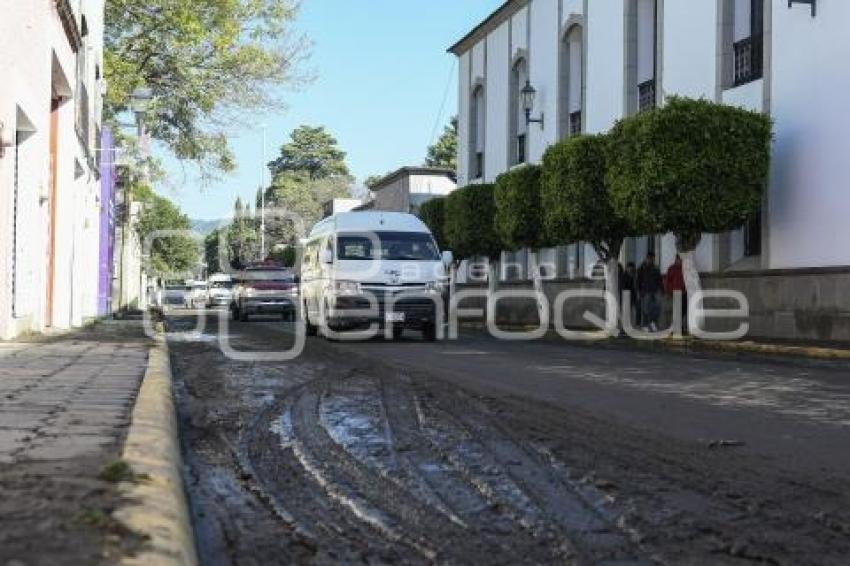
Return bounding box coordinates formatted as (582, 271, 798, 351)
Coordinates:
(744, 209, 762, 257)
(569, 111, 582, 135)
(731, 0, 764, 87)
(516, 134, 526, 164)
(638, 79, 656, 113)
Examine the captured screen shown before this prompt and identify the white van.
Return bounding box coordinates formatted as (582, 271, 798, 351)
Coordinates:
(299, 211, 452, 341)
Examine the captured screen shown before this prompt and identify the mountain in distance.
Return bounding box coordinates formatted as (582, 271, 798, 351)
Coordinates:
(191, 219, 224, 236)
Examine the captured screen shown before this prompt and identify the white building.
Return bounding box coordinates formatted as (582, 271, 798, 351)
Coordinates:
(0, 0, 106, 339)
(369, 167, 457, 214)
(450, 0, 850, 276)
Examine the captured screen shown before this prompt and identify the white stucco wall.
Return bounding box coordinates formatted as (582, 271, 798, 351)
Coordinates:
(585, 0, 626, 133)
(485, 22, 510, 180)
(527, 0, 560, 161)
(457, 53, 471, 185)
(0, 0, 105, 338)
(661, 0, 718, 101)
(769, 0, 850, 268)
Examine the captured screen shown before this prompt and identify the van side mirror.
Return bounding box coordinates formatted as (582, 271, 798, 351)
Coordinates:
(441, 250, 454, 265)
(320, 248, 333, 264)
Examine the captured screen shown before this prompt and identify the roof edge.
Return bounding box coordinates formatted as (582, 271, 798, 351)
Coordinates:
(369, 166, 457, 192)
(447, 0, 528, 56)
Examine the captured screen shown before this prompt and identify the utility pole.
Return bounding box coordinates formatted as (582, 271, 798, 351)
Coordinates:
(260, 124, 267, 260)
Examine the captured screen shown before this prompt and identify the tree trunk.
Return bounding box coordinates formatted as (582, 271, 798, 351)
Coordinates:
(603, 257, 621, 337)
(487, 258, 498, 325)
(529, 249, 546, 323)
(676, 234, 704, 332)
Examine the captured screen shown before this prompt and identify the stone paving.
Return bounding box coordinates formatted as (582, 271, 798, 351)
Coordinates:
(0, 326, 149, 464)
(0, 321, 153, 564)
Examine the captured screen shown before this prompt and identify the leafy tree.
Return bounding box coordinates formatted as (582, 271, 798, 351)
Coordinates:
(227, 197, 259, 269)
(425, 117, 458, 171)
(204, 228, 223, 274)
(268, 245, 297, 267)
(418, 197, 446, 250)
(445, 184, 501, 261)
(494, 165, 545, 251)
(607, 97, 772, 298)
(264, 171, 352, 246)
(543, 135, 633, 328)
(267, 125, 350, 180)
(104, 0, 309, 176)
(364, 174, 387, 189)
(494, 164, 548, 319)
(133, 187, 199, 275)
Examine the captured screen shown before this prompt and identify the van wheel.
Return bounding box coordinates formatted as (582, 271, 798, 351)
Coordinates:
(230, 306, 239, 321)
(422, 323, 437, 342)
(391, 326, 404, 341)
(239, 308, 249, 322)
(304, 303, 318, 336)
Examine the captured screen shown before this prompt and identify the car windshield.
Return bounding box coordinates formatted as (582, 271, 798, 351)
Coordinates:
(238, 270, 294, 283)
(337, 231, 439, 261)
(210, 281, 233, 289)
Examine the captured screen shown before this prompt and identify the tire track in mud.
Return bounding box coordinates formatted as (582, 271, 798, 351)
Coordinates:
(245, 364, 650, 564)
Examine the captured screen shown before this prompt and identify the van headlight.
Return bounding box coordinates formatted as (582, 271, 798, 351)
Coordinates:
(333, 280, 361, 295)
(425, 281, 443, 294)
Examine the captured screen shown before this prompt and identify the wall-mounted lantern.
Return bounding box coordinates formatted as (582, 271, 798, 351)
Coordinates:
(521, 81, 545, 129)
(788, 0, 816, 17)
(0, 121, 13, 158)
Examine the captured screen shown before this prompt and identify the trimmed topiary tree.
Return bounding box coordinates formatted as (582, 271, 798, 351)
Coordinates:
(444, 183, 501, 262)
(494, 164, 545, 251)
(607, 96, 772, 301)
(494, 164, 547, 317)
(445, 183, 501, 320)
(418, 197, 446, 250)
(542, 134, 633, 329)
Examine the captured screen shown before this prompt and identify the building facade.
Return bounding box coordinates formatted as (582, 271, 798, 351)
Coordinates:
(451, 0, 850, 274)
(369, 167, 457, 214)
(450, 0, 850, 341)
(0, 0, 107, 339)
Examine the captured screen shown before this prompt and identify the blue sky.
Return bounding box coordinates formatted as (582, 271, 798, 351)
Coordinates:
(156, 0, 503, 221)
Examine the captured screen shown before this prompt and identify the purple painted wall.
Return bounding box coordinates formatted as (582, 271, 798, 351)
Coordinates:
(98, 127, 116, 316)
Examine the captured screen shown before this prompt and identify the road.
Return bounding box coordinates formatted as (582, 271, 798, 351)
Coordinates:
(167, 310, 850, 565)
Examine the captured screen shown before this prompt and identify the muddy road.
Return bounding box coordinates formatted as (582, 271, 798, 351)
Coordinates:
(168, 311, 850, 565)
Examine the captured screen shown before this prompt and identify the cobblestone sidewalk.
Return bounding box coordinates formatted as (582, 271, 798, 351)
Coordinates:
(0, 320, 152, 565)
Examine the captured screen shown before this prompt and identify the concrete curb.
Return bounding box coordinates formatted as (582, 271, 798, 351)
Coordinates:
(114, 336, 198, 566)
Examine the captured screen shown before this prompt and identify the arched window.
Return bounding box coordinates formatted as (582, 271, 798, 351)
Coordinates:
(470, 85, 485, 179)
(510, 58, 528, 165)
(559, 25, 583, 138)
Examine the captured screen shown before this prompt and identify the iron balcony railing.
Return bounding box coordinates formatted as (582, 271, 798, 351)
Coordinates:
(638, 79, 656, 113)
(569, 111, 582, 135)
(733, 34, 764, 86)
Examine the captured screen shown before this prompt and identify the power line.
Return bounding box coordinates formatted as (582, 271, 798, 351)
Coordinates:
(428, 58, 457, 150)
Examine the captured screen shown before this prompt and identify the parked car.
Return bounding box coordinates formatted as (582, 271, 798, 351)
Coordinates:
(160, 282, 189, 309)
(299, 211, 452, 341)
(185, 280, 208, 308)
(207, 273, 234, 308)
(230, 265, 298, 321)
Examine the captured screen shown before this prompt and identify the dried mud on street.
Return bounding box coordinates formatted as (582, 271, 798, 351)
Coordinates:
(168, 313, 850, 565)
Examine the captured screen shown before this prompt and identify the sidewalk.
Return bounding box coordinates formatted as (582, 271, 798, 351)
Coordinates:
(0, 320, 152, 565)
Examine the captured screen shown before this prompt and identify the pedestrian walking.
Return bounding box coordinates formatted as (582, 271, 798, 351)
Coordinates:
(665, 254, 688, 335)
(623, 261, 639, 327)
(637, 252, 663, 332)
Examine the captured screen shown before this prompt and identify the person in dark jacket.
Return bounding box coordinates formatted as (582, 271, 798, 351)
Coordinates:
(637, 252, 663, 331)
(665, 254, 687, 335)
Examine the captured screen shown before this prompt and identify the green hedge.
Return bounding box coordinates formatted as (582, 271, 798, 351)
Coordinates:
(494, 164, 545, 251)
(607, 96, 772, 250)
(541, 134, 631, 259)
(445, 183, 501, 260)
(418, 197, 446, 250)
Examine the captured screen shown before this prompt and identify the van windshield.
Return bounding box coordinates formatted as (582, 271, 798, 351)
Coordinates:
(337, 231, 439, 261)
